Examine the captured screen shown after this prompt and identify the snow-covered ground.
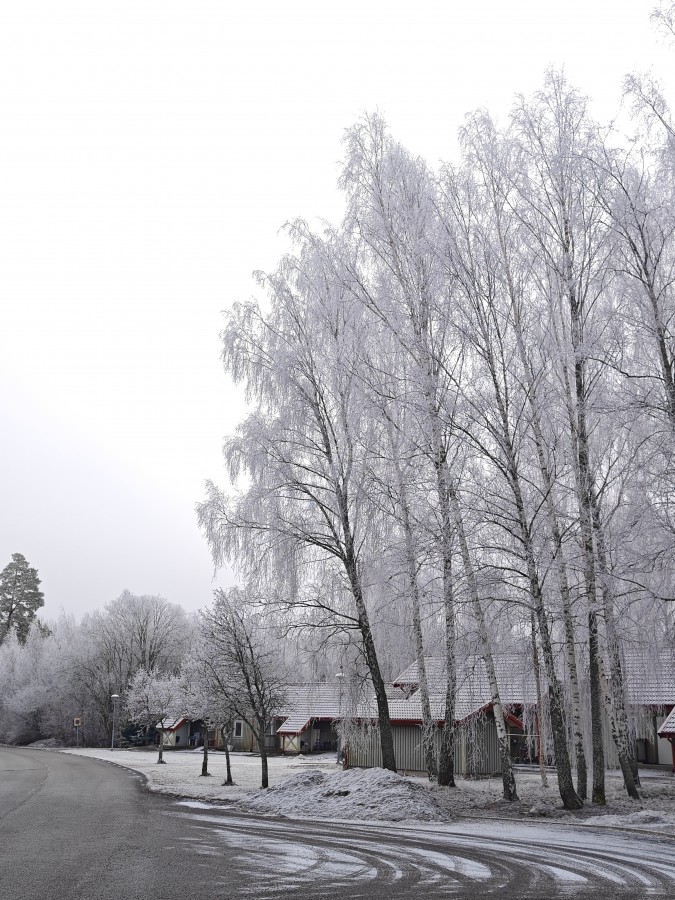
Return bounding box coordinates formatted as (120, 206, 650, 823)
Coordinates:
(60, 747, 341, 801)
(59, 747, 675, 833)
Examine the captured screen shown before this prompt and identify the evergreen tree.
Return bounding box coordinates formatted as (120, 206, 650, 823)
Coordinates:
(0, 553, 45, 645)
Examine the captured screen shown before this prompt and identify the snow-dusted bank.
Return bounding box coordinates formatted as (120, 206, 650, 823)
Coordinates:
(58, 747, 675, 833)
(60, 747, 338, 801)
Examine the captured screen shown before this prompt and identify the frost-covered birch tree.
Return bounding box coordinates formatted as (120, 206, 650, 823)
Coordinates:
(338, 116, 462, 788)
(198, 231, 398, 772)
(126, 669, 181, 764)
(458, 110, 590, 800)
(510, 72, 642, 802)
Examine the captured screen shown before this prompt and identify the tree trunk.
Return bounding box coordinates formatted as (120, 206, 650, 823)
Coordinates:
(221, 725, 234, 785)
(600, 623, 640, 802)
(463, 322, 577, 805)
(598, 657, 639, 799)
(559, 216, 606, 806)
(499, 395, 581, 806)
(157, 728, 166, 764)
(558, 569, 588, 801)
(201, 735, 210, 777)
(437, 542, 457, 788)
(258, 725, 269, 789)
(531, 613, 548, 787)
(548, 265, 605, 806)
(391, 433, 436, 779)
(501, 443, 581, 809)
(340, 497, 396, 772)
(449, 486, 518, 802)
(590, 493, 641, 799)
(434, 456, 457, 787)
(511, 314, 588, 800)
(588, 609, 605, 805)
(534, 600, 583, 810)
(499, 204, 590, 803)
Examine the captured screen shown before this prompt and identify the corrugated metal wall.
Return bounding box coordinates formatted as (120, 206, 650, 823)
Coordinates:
(346, 716, 503, 776)
(600, 707, 665, 769)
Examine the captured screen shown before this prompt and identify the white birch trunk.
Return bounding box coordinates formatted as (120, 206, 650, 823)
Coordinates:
(448, 486, 518, 802)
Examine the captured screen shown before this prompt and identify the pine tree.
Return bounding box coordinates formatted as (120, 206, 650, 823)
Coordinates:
(0, 553, 45, 645)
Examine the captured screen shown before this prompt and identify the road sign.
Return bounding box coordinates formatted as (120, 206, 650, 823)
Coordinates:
(73, 717, 82, 727)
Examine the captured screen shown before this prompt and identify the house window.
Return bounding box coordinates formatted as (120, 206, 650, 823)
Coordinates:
(234, 721, 243, 738)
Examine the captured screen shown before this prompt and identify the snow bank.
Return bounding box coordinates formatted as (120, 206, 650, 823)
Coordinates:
(235, 767, 450, 822)
(579, 809, 675, 831)
(27, 738, 64, 748)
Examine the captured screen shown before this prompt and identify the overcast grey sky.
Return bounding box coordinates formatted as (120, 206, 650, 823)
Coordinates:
(1, 0, 672, 622)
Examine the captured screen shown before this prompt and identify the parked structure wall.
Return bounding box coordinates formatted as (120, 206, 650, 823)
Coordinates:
(346, 715, 511, 776)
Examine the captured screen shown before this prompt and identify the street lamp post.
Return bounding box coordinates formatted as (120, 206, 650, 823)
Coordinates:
(111, 693, 120, 751)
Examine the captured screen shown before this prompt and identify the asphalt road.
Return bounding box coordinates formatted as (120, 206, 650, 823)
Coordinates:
(0, 745, 239, 900)
(1, 747, 674, 899)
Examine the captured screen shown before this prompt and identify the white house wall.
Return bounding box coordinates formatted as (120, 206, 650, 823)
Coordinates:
(657, 715, 674, 765)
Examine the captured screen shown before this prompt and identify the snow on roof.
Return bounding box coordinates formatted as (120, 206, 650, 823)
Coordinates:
(394, 657, 447, 691)
(157, 716, 188, 732)
(274, 684, 346, 735)
(354, 695, 488, 724)
(394, 647, 675, 708)
(622, 649, 675, 705)
(278, 684, 344, 719)
(393, 655, 537, 709)
(274, 645, 674, 737)
(276, 714, 312, 736)
(657, 707, 675, 736)
(274, 678, 510, 735)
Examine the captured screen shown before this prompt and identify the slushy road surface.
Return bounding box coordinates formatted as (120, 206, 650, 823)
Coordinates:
(1, 747, 674, 899)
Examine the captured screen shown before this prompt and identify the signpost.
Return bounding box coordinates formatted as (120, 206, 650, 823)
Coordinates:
(73, 717, 82, 748)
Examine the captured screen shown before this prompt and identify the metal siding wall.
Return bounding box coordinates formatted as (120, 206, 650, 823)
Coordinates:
(485, 717, 501, 774)
(598, 706, 664, 769)
(344, 724, 466, 774)
(395, 725, 425, 771)
(348, 727, 382, 768)
(457, 716, 500, 776)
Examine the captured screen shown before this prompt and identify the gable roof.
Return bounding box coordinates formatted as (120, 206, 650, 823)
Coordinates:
(274, 658, 536, 736)
(278, 684, 344, 719)
(157, 716, 188, 732)
(273, 647, 675, 738)
(395, 648, 675, 708)
(275, 684, 344, 734)
(658, 706, 675, 737)
(622, 649, 675, 706)
(394, 654, 538, 709)
(353, 694, 502, 724)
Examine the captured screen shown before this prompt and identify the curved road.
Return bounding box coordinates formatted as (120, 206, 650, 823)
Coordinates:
(1, 747, 674, 899)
